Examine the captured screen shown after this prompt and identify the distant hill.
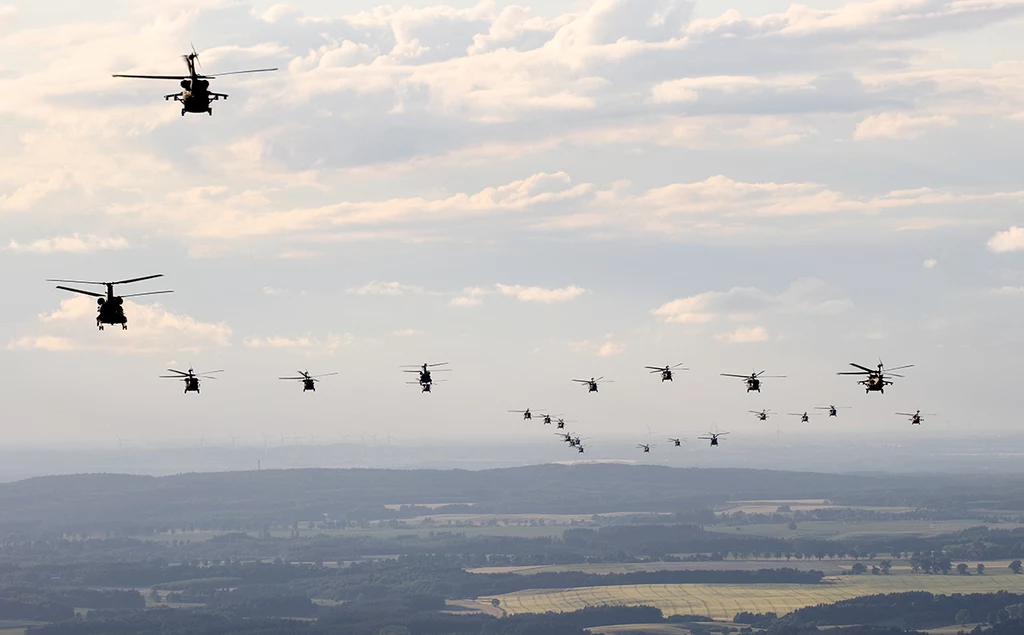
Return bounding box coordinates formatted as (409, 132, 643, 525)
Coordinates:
(0, 464, 896, 531)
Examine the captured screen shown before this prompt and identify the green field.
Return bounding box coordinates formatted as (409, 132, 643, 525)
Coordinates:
(707, 519, 1024, 540)
(482, 573, 1024, 621)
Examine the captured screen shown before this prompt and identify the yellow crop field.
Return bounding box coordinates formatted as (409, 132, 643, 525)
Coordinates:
(482, 574, 1024, 621)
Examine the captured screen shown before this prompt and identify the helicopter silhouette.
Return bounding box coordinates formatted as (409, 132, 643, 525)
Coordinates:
(816, 405, 851, 417)
(161, 366, 223, 394)
(280, 370, 338, 392)
(750, 409, 775, 421)
(402, 362, 450, 392)
(573, 377, 613, 393)
(553, 417, 574, 430)
(721, 370, 785, 393)
(698, 431, 730, 447)
(645, 363, 688, 382)
(47, 274, 173, 331)
(788, 411, 817, 423)
(637, 443, 654, 453)
(897, 410, 934, 425)
(113, 47, 277, 116)
(838, 360, 913, 393)
(510, 408, 546, 421)
(668, 437, 686, 447)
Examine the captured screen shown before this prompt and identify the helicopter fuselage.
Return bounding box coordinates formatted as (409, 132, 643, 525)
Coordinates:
(587, 382, 598, 392)
(746, 378, 761, 392)
(185, 377, 200, 394)
(303, 379, 316, 392)
(662, 370, 673, 381)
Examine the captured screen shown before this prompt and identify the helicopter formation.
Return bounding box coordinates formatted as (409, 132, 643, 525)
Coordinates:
(42, 273, 935, 448)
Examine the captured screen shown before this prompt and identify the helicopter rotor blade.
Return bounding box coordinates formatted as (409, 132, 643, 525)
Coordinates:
(312, 372, 339, 378)
(111, 274, 164, 286)
(194, 370, 224, 376)
(884, 364, 915, 372)
(47, 279, 107, 285)
(720, 373, 750, 379)
(54, 286, 104, 298)
(112, 74, 189, 80)
(120, 290, 174, 298)
(164, 369, 189, 376)
(204, 67, 279, 77)
(849, 363, 876, 373)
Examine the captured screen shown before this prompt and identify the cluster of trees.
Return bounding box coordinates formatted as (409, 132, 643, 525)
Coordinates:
(0, 587, 143, 622)
(739, 592, 1024, 630)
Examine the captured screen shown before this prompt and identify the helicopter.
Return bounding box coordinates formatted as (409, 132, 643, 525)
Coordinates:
(645, 363, 688, 382)
(721, 370, 785, 393)
(698, 431, 730, 447)
(553, 417, 574, 430)
(402, 362, 450, 392)
(838, 360, 913, 393)
(750, 409, 775, 421)
(573, 377, 613, 393)
(816, 405, 851, 417)
(510, 408, 545, 421)
(279, 371, 338, 392)
(160, 366, 223, 394)
(668, 437, 686, 447)
(637, 443, 653, 453)
(113, 47, 277, 116)
(556, 432, 574, 444)
(788, 411, 817, 423)
(897, 410, 934, 425)
(47, 274, 172, 331)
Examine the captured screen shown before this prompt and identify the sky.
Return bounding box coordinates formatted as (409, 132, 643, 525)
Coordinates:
(1, 0, 1023, 454)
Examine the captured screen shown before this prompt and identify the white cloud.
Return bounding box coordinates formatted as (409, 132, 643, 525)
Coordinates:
(923, 258, 938, 269)
(243, 332, 353, 352)
(653, 278, 850, 324)
(449, 296, 482, 307)
(10, 297, 231, 353)
(597, 340, 627, 357)
(7, 234, 129, 254)
(991, 286, 1024, 296)
(988, 227, 1024, 253)
(263, 286, 287, 295)
(715, 326, 769, 343)
(347, 281, 425, 296)
(392, 329, 421, 337)
(569, 333, 626, 357)
(495, 284, 587, 303)
(854, 113, 956, 141)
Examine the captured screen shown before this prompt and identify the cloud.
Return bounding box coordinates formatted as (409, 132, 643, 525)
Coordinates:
(7, 234, 130, 254)
(392, 329, 421, 337)
(569, 333, 626, 357)
(923, 258, 938, 269)
(495, 284, 587, 303)
(243, 333, 353, 352)
(347, 281, 425, 296)
(715, 326, 769, 343)
(263, 286, 287, 295)
(991, 286, 1024, 296)
(449, 296, 482, 307)
(653, 278, 850, 324)
(10, 297, 231, 353)
(854, 113, 956, 140)
(988, 227, 1024, 253)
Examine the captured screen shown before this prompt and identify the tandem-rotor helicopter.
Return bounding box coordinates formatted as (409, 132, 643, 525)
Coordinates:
(721, 370, 785, 393)
(645, 363, 688, 382)
(816, 405, 851, 417)
(161, 366, 223, 394)
(698, 431, 730, 447)
(573, 377, 613, 393)
(113, 46, 277, 116)
(750, 409, 774, 422)
(897, 410, 933, 425)
(280, 371, 338, 392)
(47, 274, 173, 331)
(402, 362, 450, 392)
(838, 360, 913, 393)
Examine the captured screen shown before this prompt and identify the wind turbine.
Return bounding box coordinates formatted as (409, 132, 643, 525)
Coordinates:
(371, 432, 379, 447)
(309, 433, 317, 447)
(228, 433, 239, 448)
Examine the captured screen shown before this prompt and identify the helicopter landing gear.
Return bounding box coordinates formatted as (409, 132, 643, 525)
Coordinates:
(98, 324, 104, 331)
(181, 108, 186, 116)
(122, 324, 128, 330)
(208, 108, 213, 116)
